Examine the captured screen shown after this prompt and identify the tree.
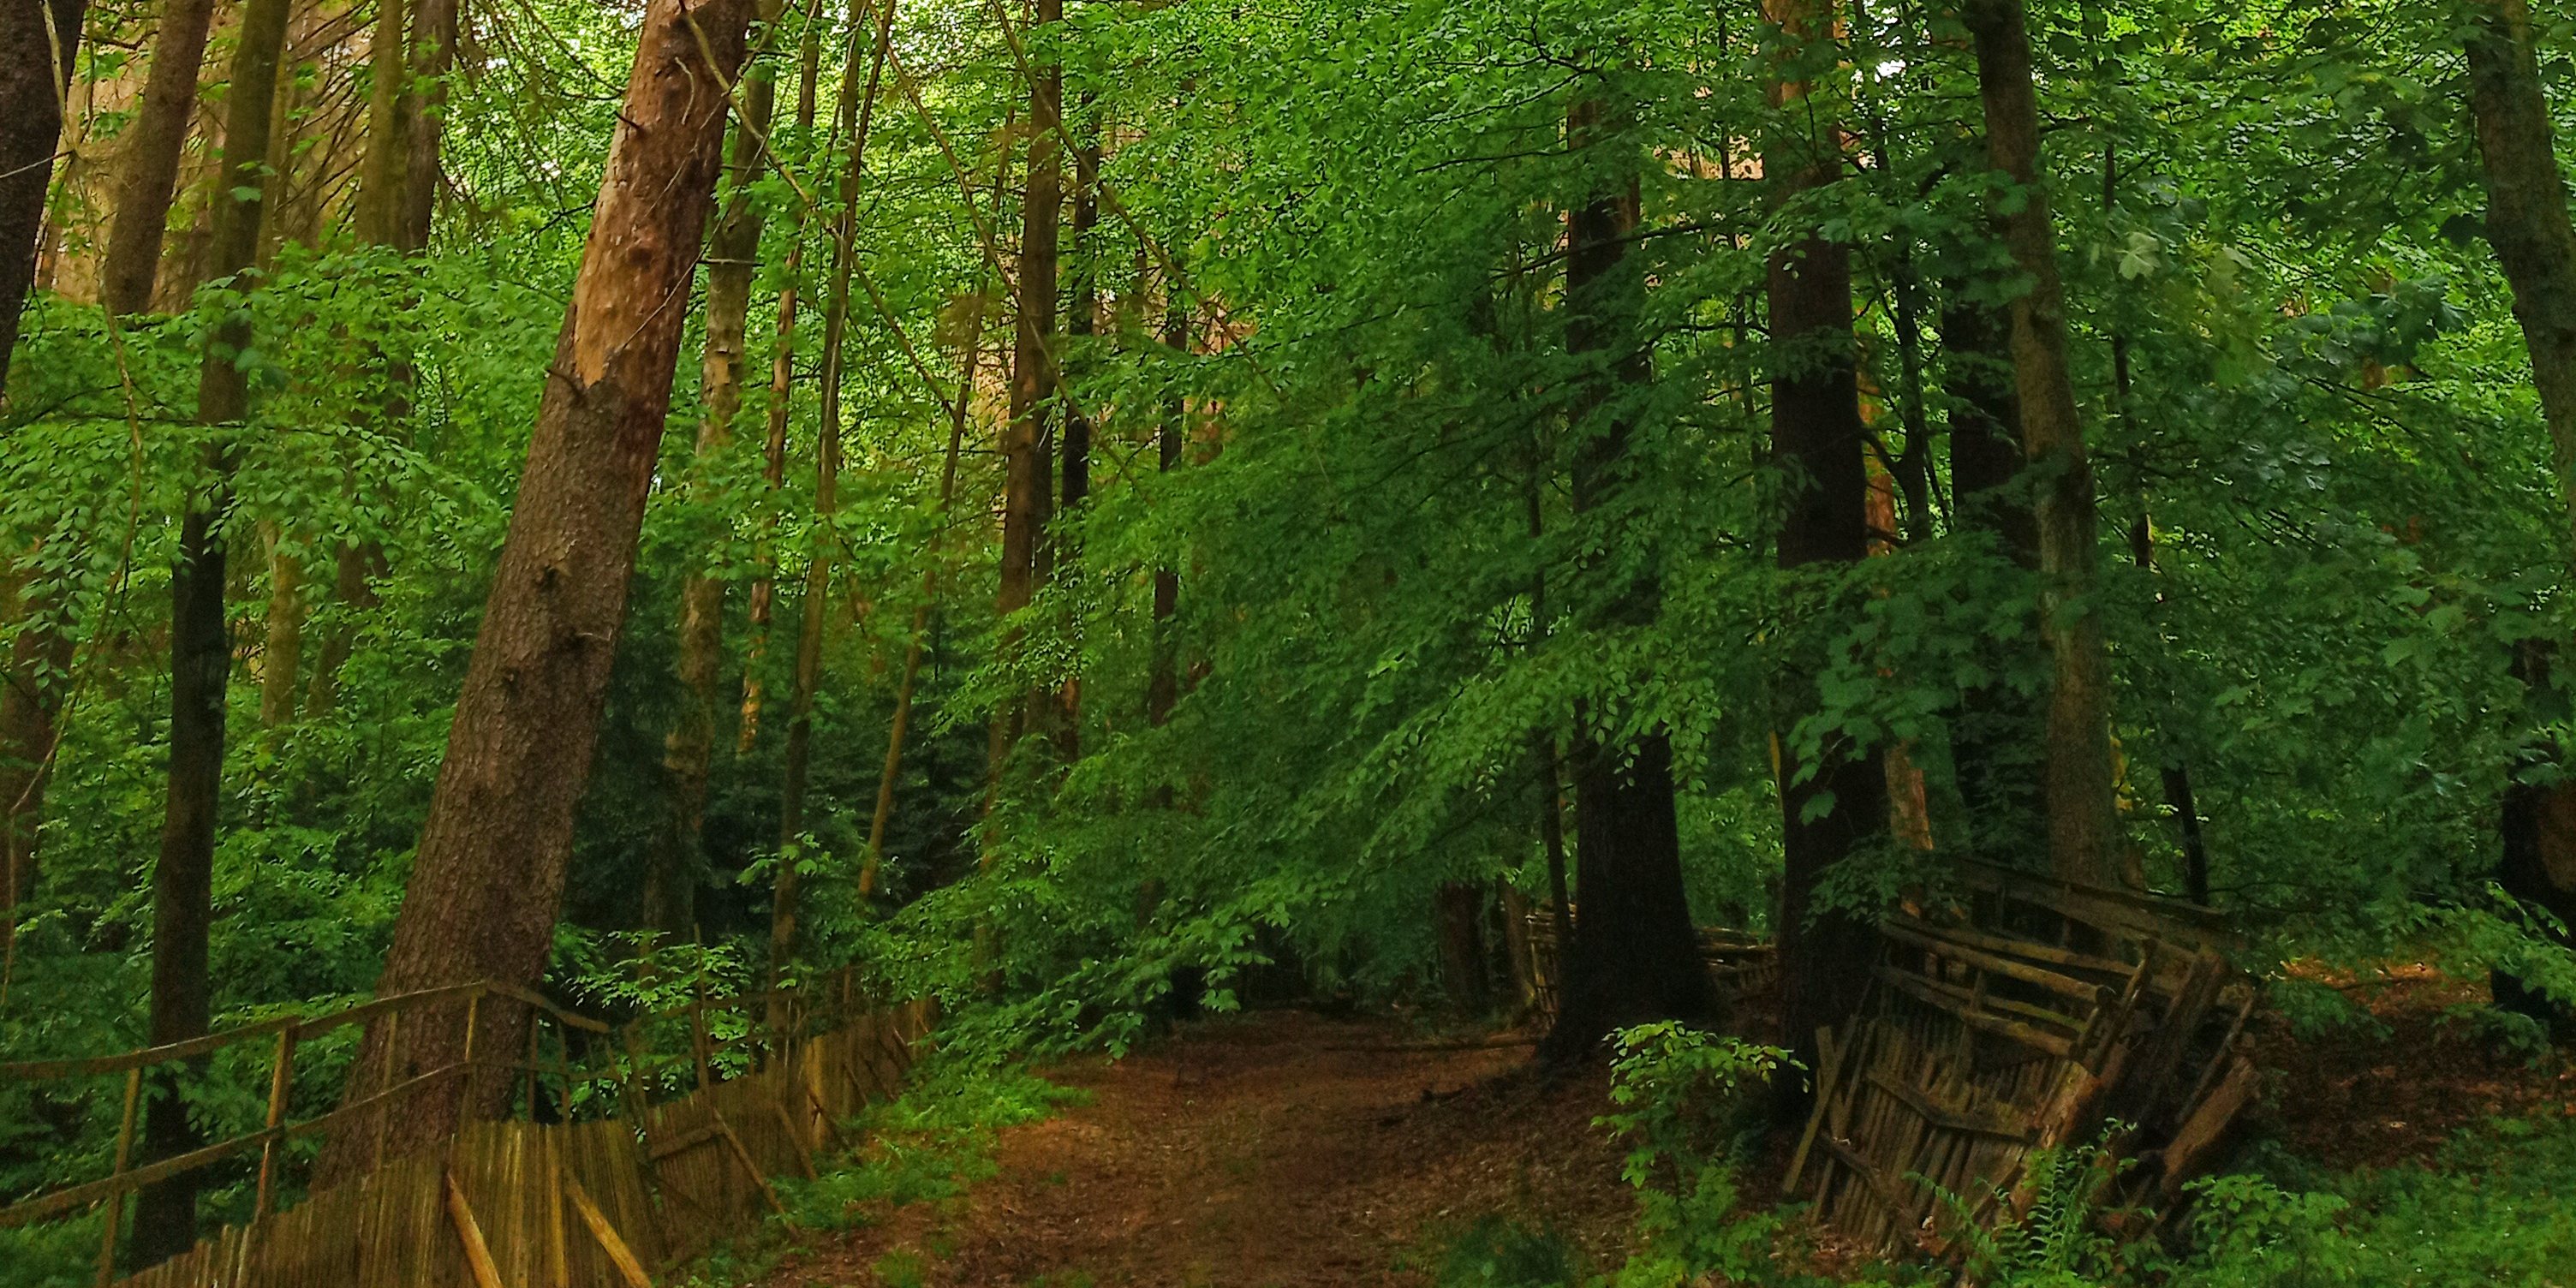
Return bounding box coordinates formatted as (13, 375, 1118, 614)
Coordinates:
(1962, 0, 2121, 887)
(2463, 0, 2576, 1031)
(132, 0, 293, 1261)
(100, 0, 221, 316)
(1541, 95, 1714, 1059)
(320, 0, 758, 1181)
(1764, 0, 1892, 1097)
(998, 0, 1062, 757)
(0, 0, 81, 397)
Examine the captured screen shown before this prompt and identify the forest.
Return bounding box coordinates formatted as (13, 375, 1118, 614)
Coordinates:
(1, 0, 2574, 1283)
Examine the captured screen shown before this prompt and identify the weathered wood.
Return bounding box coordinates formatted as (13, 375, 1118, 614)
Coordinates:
(252, 1029, 295, 1218)
(95, 1066, 140, 1287)
(444, 1170, 504, 1288)
(564, 1172, 654, 1288)
(1875, 965, 2077, 1057)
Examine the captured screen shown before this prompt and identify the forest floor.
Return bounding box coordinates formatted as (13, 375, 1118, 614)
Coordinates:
(752, 1009, 1638, 1288)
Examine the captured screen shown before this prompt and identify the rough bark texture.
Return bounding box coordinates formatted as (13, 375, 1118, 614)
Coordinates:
(100, 0, 218, 316)
(0, 0, 82, 396)
(1941, 298, 2046, 868)
(2466, 0, 2576, 1028)
(318, 0, 755, 1184)
(397, 0, 456, 252)
(133, 0, 294, 1262)
(1540, 98, 1714, 1061)
(1764, 0, 1890, 1102)
(651, 8, 781, 935)
(1964, 0, 2121, 886)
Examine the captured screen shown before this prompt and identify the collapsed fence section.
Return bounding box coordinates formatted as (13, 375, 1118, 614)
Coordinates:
(0, 974, 934, 1286)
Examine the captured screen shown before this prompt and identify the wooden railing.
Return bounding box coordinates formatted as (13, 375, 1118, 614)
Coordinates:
(0, 970, 934, 1286)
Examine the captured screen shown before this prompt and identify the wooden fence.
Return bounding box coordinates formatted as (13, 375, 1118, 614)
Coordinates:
(0, 973, 935, 1287)
(1784, 861, 2256, 1257)
(1519, 905, 1777, 1020)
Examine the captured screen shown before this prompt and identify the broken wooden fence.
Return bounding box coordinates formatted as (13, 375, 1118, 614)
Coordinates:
(1520, 905, 1776, 1021)
(1786, 861, 2257, 1257)
(0, 972, 935, 1286)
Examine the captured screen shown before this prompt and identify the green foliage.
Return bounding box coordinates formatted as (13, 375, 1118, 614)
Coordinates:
(1599, 1024, 1794, 1285)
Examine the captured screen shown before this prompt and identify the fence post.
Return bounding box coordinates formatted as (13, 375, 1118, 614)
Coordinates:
(92, 1065, 141, 1287)
(253, 1028, 297, 1219)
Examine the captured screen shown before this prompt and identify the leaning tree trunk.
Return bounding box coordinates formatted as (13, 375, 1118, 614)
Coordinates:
(100, 0, 218, 316)
(130, 0, 292, 1264)
(0, 0, 82, 397)
(316, 0, 756, 1186)
(1764, 0, 1890, 1105)
(1539, 97, 1714, 1061)
(2464, 0, 2576, 1031)
(1963, 0, 2121, 886)
(651, 0, 783, 936)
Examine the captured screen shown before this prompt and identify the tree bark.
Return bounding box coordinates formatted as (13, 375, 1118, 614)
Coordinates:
(998, 0, 1062, 759)
(1147, 286, 1186, 731)
(100, 0, 218, 317)
(1963, 0, 2121, 886)
(1763, 0, 1890, 1105)
(1539, 97, 1714, 1060)
(0, 0, 81, 397)
(131, 0, 292, 1262)
(1434, 881, 1492, 1014)
(317, 0, 755, 1184)
(396, 0, 456, 252)
(650, 0, 783, 936)
(1941, 297, 2046, 868)
(739, 5, 828, 756)
(2464, 0, 2576, 1029)
(778, 0, 894, 987)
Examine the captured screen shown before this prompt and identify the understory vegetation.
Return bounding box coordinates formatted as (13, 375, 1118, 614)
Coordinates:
(3, 0, 2575, 1281)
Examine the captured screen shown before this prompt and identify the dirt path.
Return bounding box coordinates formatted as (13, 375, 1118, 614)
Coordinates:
(760, 1011, 1635, 1287)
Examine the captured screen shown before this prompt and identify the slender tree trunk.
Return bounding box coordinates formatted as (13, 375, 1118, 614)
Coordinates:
(1539, 97, 1713, 1060)
(998, 0, 1062, 759)
(1147, 286, 1186, 731)
(130, 0, 292, 1262)
(2464, 0, 2576, 1029)
(317, 0, 755, 1184)
(739, 6, 827, 756)
(100, 0, 218, 316)
(258, 524, 301, 727)
(1050, 92, 1097, 754)
(0, 0, 80, 397)
(397, 0, 456, 252)
(778, 0, 895, 987)
(355, 0, 412, 247)
(1941, 299, 2046, 867)
(1964, 0, 2120, 886)
(1762, 0, 1889, 1103)
(651, 0, 783, 936)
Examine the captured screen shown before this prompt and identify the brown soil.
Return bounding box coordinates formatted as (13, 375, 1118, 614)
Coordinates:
(756, 1010, 1637, 1287)
(2257, 961, 2576, 1172)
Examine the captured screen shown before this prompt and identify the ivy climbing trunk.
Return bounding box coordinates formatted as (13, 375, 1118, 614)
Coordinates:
(1763, 0, 1889, 1103)
(132, 0, 293, 1263)
(1539, 96, 1714, 1061)
(2464, 0, 2576, 1031)
(1964, 0, 2121, 887)
(653, 0, 784, 936)
(100, 0, 218, 315)
(317, 0, 755, 1185)
(0, 0, 80, 397)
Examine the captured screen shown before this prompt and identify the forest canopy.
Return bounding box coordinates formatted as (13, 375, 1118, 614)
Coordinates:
(2, 0, 2574, 1279)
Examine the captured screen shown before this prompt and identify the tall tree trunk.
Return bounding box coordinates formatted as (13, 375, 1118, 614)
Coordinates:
(1434, 882, 1492, 1014)
(1941, 298, 2046, 867)
(0, 0, 80, 397)
(651, 0, 783, 936)
(355, 0, 412, 247)
(739, 4, 827, 756)
(131, 0, 292, 1262)
(1963, 0, 2120, 886)
(397, 0, 456, 252)
(1763, 0, 1889, 1103)
(317, 0, 755, 1185)
(2465, 0, 2576, 1029)
(1050, 92, 1096, 755)
(1539, 97, 1714, 1061)
(100, 0, 218, 316)
(1146, 284, 1186, 732)
(998, 0, 1062, 760)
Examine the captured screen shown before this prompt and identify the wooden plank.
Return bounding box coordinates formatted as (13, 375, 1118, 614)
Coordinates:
(1878, 920, 2118, 1003)
(564, 1172, 655, 1288)
(1861, 1068, 2033, 1142)
(93, 1066, 140, 1287)
(1875, 967, 2076, 1058)
(713, 1115, 791, 1220)
(445, 1169, 506, 1288)
(253, 1029, 297, 1219)
(1783, 1024, 1843, 1194)
(0, 1013, 299, 1081)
